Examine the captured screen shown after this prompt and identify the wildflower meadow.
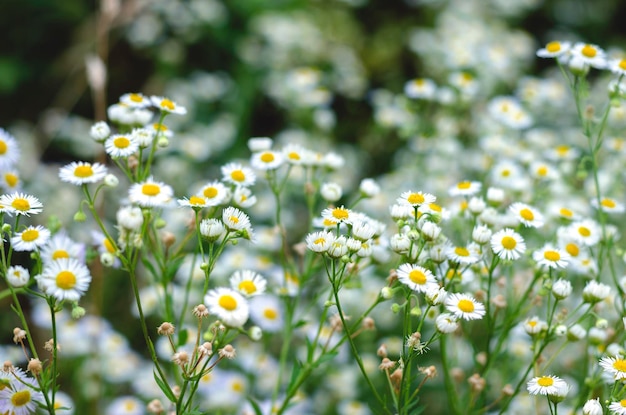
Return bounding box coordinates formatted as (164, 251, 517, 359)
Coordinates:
(3, 0, 626, 414)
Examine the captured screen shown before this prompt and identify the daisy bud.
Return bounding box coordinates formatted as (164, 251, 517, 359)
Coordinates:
(595, 318, 608, 329)
(104, 174, 119, 187)
(155, 218, 167, 229)
(247, 136, 273, 152)
(582, 398, 602, 415)
(468, 373, 486, 392)
(362, 317, 375, 330)
(552, 279, 572, 300)
(554, 324, 567, 337)
(74, 210, 87, 222)
(71, 305, 86, 319)
(100, 252, 117, 268)
(90, 121, 111, 141)
(157, 137, 169, 149)
(1, 223, 11, 233)
(320, 182, 342, 202)
(162, 231, 176, 248)
(248, 326, 263, 341)
(359, 178, 380, 198)
(567, 324, 586, 341)
(27, 358, 43, 375)
(380, 287, 393, 300)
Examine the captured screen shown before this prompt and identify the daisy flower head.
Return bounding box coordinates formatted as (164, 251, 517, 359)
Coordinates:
(6, 265, 30, 288)
(0, 128, 20, 169)
(404, 78, 437, 100)
(199, 218, 226, 241)
(11, 225, 51, 252)
(448, 180, 482, 197)
(567, 219, 601, 246)
(435, 312, 459, 333)
(533, 245, 570, 269)
(321, 205, 354, 225)
(570, 42, 607, 70)
(305, 230, 336, 253)
(36, 258, 92, 302)
(445, 293, 485, 321)
(536, 41, 571, 59)
(120, 92, 151, 109)
(233, 186, 257, 208)
(0, 169, 21, 192)
(490, 228, 526, 260)
(105, 396, 145, 415)
(250, 150, 285, 170)
(0, 380, 44, 415)
(282, 143, 309, 165)
(150, 95, 187, 115)
(247, 136, 273, 152)
(221, 162, 256, 187)
(527, 375, 568, 396)
(222, 206, 252, 232)
(397, 190, 436, 208)
(582, 280, 611, 303)
(59, 161, 108, 185)
(204, 287, 249, 328)
(104, 134, 139, 158)
(249, 295, 284, 333)
(230, 270, 267, 297)
(128, 177, 173, 208)
(446, 243, 481, 265)
(396, 263, 438, 293)
(130, 127, 156, 148)
(177, 195, 210, 210)
(591, 197, 625, 214)
(148, 122, 173, 139)
(523, 316, 548, 335)
(39, 231, 85, 265)
(609, 400, 626, 415)
(509, 202, 544, 228)
(0, 192, 43, 216)
(599, 355, 626, 380)
(90, 121, 111, 141)
(197, 181, 229, 206)
(608, 58, 626, 77)
(116, 205, 144, 231)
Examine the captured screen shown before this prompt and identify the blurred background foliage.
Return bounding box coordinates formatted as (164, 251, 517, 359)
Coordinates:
(1, 0, 625, 176)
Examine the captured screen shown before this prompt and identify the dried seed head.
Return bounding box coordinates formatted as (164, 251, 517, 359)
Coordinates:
(157, 322, 176, 336)
(193, 304, 209, 318)
(12, 328, 26, 344)
(219, 344, 236, 359)
(27, 358, 42, 375)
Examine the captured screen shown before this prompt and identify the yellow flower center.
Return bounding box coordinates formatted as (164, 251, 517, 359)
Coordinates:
(537, 376, 554, 387)
(5, 172, 18, 187)
(11, 198, 30, 211)
(52, 250, 70, 260)
(613, 359, 626, 372)
(559, 208, 573, 218)
(104, 238, 116, 253)
(125, 401, 137, 411)
(537, 166, 548, 176)
(414, 78, 425, 86)
(74, 165, 94, 178)
(407, 193, 425, 204)
(130, 93, 143, 103)
(408, 270, 427, 285)
(21, 229, 39, 242)
(430, 203, 442, 212)
(260, 152, 275, 163)
(114, 136, 130, 149)
(263, 308, 278, 320)
(601, 198, 616, 208)
(229, 215, 239, 224)
(454, 247, 469, 257)
(56, 270, 77, 290)
(520, 208, 534, 221)
(621, 399, 626, 408)
(556, 145, 569, 156)
(332, 207, 349, 220)
(288, 152, 300, 160)
(232, 381, 244, 392)
(11, 389, 31, 406)
(581, 44, 597, 58)
(501, 169, 510, 177)
(544, 250, 561, 262)
(578, 226, 591, 237)
(501, 236, 517, 250)
(528, 320, 537, 328)
(314, 237, 326, 245)
(218, 294, 237, 311)
(457, 299, 475, 313)
(546, 41, 561, 53)
(565, 243, 579, 257)
(238, 281, 257, 294)
(231, 170, 245, 182)
(153, 123, 168, 131)
(0, 140, 6, 155)
(204, 187, 218, 198)
(142, 183, 160, 196)
(619, 60, 626, 71)
(161, 99, 175, 110)
(189, 196, 205, 205)
(457, 181, 471, 189)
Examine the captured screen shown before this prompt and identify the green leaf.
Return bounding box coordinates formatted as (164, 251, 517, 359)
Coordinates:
(178, 328, 188, 347)
(141, 258, 158, 280)
(153, 370, 176, 403)
(312, 351, 338, 368)
(246, 397, 263, 415)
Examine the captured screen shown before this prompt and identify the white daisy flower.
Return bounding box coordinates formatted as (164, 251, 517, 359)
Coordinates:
(105, 396, 145, 415)
(435, 312, 459, 333)
(116, 205, 144, 231)
(59, 161, 108, 185)
(490, 228, 526, 260)
(599, 355, 626, 380)
(104, 134, 139, 158)
(327, 236, 349, 258)
(11, 225, 51, 252)
(150, 96, 187, 115)
(120, 92, 151, 108)
(444, 293, 485, 321)
(249, 295, 284, 333)
(0, 380, 44, 415)
(305, 230, 336, 253)
(448, 181, 482, 197)
(321, 205, 354, 225)
(608, 400, 626, 415)
(128, 177, 173, 207)
(233, 187, 257, 208)
(591, 197, 625, 214)
(570, 42, 607, 69)
(199, 218, 226, 241)
(404, 78, 437, 100)
(0, 128, 20, 169)
(526, 375, 568, 396)
(204, 287, 249, 328)
(536, 41, 571, 59)
(509, 202, 544, 228)
(397, 190, 436, 208)
(6, 265, 30, 288)
(567, 219, 601, 246)
(222, 206, 251, 232)
(250, 150, 285, 170)
(221, 162, 256, 187)
(0, 169, 21, 192)
(39, 231, 85, 265)
(197, 181, 229, 206)
(177, 195, 210, 209)
(608, 58, 626, 77)
(130, 127, 156, 147)
(446, 244, 481, 265)
(523, 316, 548, 335)
(582, 280, 611, 303)
(36, 258, 92, 302)
(0, 192, 43, 216)
(396, 263, 438, 293)
(282, 143, 309, 165)
(230, 270, 267, 297)
(533, 245, 570, 269)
